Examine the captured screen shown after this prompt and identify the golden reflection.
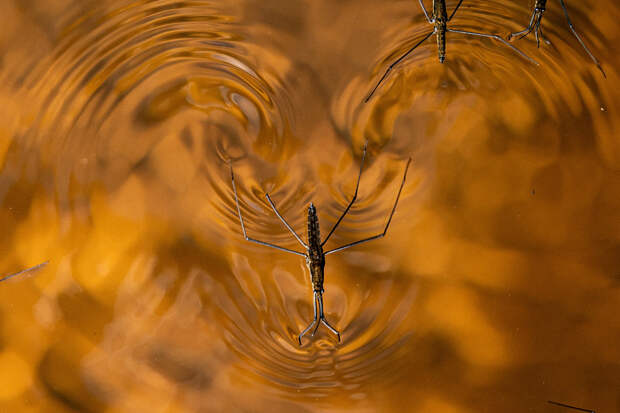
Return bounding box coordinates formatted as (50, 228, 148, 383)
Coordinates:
(1, 0, 619, 412)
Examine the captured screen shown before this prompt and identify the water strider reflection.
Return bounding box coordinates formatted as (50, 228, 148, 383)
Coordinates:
(0, 0, 619, 412)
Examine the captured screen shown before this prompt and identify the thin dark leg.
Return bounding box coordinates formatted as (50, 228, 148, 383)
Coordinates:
(446, 28, 539, 65)
(311, 292, 341, 341)
(448, 0, 465, 22)
(418, 0, 433, 23)
(534, 18, 542, 48)
(364, 30, 435, 103)
(311, 313, 321, 336)
(538, 24, 551, 45)
(325, 157, 412, 255)
(298, 291, 319, 345)
(320, 319, 341, 339)
(0, 261, 49, 283)
(557, 0, 606, 78)
(265, 194, 308, 249)
(547, 400, 595, 413)
(509, 9, 537, 40)
(230, 164, 306, 257)
(322, 141, 368, 246)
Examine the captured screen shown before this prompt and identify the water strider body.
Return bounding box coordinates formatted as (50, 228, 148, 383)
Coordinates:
(365, 0, 537, 102)
(508, 0, 605, 77)
(229, 142, 411, 345)
(0, 261, 49, 283)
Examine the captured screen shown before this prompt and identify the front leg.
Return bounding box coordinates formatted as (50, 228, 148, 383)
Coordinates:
(418, 0, 433, 23)
(508, 7, 539, 40)
(448, 0, 465, 22)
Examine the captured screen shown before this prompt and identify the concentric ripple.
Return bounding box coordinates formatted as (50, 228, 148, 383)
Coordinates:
(5, 0, 427, 407)
(331, 0, 617, 169)
(13, 0, 297, 201)
(209, 251, 420, 402)
(78, 243, 421, 409)
(2, 1, 618, 412)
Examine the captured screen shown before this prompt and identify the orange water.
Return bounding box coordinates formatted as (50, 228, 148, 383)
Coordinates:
(1, 1, 619, 412)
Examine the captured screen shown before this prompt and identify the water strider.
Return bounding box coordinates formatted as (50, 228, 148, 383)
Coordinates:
(229, 142, 411, 345)
(547, 400, 595, 413)
(508, 0, 605, 78)
(0, 261, 49, 283)
(365, 0, 538, 102)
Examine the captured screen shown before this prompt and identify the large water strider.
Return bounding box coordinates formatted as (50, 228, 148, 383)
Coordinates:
(508, 0, 606, 77)
(229, 142, 411, 345)
(365, 0, 538, 102)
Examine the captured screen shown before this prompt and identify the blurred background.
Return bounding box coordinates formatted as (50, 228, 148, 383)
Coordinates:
(0, 0, 618, 412)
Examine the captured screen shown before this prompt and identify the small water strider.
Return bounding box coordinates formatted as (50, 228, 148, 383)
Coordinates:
(365, 0, 538, 102)
(547, 400, 595, 413)
(508, 0, 605, 78)
(229, 142, 411, 345)
(0, 261, 49, 283)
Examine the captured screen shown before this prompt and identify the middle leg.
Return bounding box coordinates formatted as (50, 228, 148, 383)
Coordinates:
(325, 157, 412, 255)
(365, 30, 435, 102)
(558, 0, 606, 77)
(322, 141, 368, 246)
(446, 28, 539, 65)
(265, 193, 308, 249)
(448, 0, 465, 22)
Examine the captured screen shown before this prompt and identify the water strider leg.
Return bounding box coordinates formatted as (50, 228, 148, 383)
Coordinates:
(509, 9, 538, 40)
(298, 291, 319, 345)
(446, 28, 539, 65)
(310, 292, 341, 341)
(418, 0, 433, 23)
(0, 261, 49, 283)
(325, 158, 411, 256)
(265, 193, 308, 249)
(547, 400, 595, 413)
(230, 163, 306, 257)
(537, 24, 551, 45)
(448, 0, 465, 21)
(557, 0, 606, 78)
(322, 141, 368, 246)
(364, 31, 435, 102)
(319, 309, 341, 341)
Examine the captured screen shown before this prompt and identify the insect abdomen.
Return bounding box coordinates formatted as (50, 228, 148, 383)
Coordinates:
(437, 26, 446, 62)
(433, 0, 448, 63)
(307, 203, 325, 292)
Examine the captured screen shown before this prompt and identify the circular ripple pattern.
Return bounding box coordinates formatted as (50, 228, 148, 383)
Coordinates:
(78, 249, 421, 409)
(18, 0, 296, 201)
(2, 1, 619, 412)
(331, 0, 616, 165)
(207, 252, 419, 402)
(9, 0, 425, 407)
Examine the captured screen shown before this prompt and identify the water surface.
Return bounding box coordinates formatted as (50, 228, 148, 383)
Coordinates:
(0, 0, 619, 412)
